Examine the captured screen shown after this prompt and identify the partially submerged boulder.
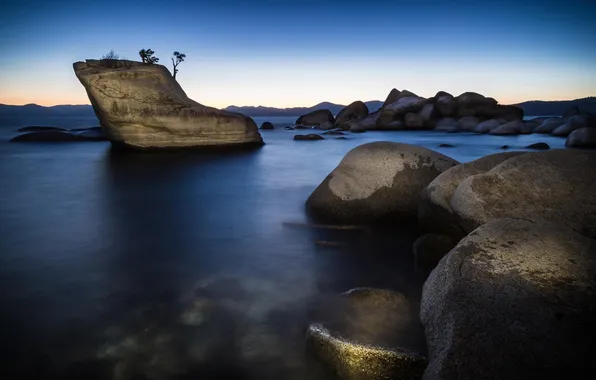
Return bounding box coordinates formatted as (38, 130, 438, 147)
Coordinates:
(335, 101, 369, 126)
(533, 117, 564, 133)
(473, 119, 501, 134)
(294, 133, 324, 141)
(306, 288, 426, 380)
(566, 127, 596, 148)
(451, 149, 596, 238)
(551, 114, 589, 137)
(421, 218, 596, 380)
(488, 119, 524, 135)
(306, 142, 459, 223)
(457, 116, 479, 131)
(297, 109, 335, 126)
(73, 59, 262, 149)
(260, 121, 274, 130)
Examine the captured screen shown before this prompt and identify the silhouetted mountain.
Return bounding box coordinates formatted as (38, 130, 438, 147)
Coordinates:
(513, 97, 596, 116)
(0, 103, 96, 118)
(224, 101, 384, 117)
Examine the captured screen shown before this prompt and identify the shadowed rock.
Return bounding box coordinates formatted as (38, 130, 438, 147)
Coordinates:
(525, 142, 550, 150)
(418, 103, 439, 128)
(294, 134, 324, 141)
(413, 233, 457, 272)
(296, 109, 335, 126)
(551, 114, 589, 137)
(434, 93, 455, 117)
(473, 119, 502, 134)
(421, 218, 596, 380)
(451, 149, 596, 238)
(489, 120, 524, 135)
(260, 121, 274, 130)
(404, 113, 425, 129)
(306, 142, 459, 224)
(377, 97, 427, 127)
(534, 117, 564, 133)
(418, 151, 526, 238)
(566, 127, 596, 148)
(73, 59, 262, 149)
(434, 118, 460, 132)
(382, 88, 400, 108)
(335, 101, 369, 127)
(457, 116, 479, 131)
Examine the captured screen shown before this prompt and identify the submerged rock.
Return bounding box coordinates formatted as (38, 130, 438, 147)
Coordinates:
(17, 126, 67, 132)
(525, 142, 550, 150)
(11, 129, 106, 142)
(451, 149, 596, 238)
(294, 134, 324, 141)
(306, 142, 459, 223)
(73, 59, 262, 149)
(306, 288, 426, 380)
(421, 218, 596, 380)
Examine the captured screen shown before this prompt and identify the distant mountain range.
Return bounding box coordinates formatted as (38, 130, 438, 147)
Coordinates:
(1, 97, 595, 120)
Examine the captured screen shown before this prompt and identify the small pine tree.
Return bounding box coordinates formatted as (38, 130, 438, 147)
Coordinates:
(101, 49, 120, 60)
(171, 51, 186, 79)
(139, 49, 159, 64)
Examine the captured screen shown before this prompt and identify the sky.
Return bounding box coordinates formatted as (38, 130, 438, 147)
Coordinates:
(0, 0, 595, 108)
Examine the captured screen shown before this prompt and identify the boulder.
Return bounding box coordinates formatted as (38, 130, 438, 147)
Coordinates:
(451, 149, 596, 238)
(377, 120, 405, 130)
(349, 123, 366, 133)
(489, 119, 524, 135)
(488, 105, 524, 121)
(306, 288, 427, 380)
(413, 233, 458, 272)
(525, 142, 550, 150)
(296, 109, 335, 126)
(566, 127, 596, 148)
(73, 59, 262, 149)
(335, 101, 369, 126)
(418, 103, 439, 128)
(322, 129, 345, 136)
(534, 117, 564, 133)
(438, 144, 454, 148)
(260, 121, 274, 130)
(395, 89, 419, 101)
(404, 113, 425, 129)
(527, 116, 551, 124)
(418, 151, 526, 238)
(306, 142, 459, 223)
(562, 105, 580, 119)
(457, 116, 479, 131)
(473, 119, 501, 134)
(455, 92, 497, 108)
(382, 88, 400, 108)
(421, 218, 596, 380)
(356, 112, 380, 130)
(72, 127, 107, 141)
(434, 118, 460, 132)
(520, 120, 536, 134)
(552, 114, 591, 137)
(294, 134, 324, 141)
(434, 94, 456, 117)
(376, 97, 426, 128)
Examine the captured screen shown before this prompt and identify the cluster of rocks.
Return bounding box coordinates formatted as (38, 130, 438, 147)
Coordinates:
(304, 142, 596, 379)
(282, 88, 596, 147)
(10, 126, 106, 142)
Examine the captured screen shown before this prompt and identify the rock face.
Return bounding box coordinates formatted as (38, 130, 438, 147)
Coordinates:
(335, 101, 369, 127)
(306, 288, 427, 380)
(566, 127, 596, 148)
(418, 103, 439, 128)
(421, 218, 596, 380)
(354, 112, 380, 130)
(419, 151, 526, 238)
(73, 59, 262, 149)
(306, 142, 459, 223)
(297, 109, 335, 126)
(413, 233, 458, 272)
(451, 149, 596, 238)
(434, 92, 456, 117)
(404, 113, 425, 129)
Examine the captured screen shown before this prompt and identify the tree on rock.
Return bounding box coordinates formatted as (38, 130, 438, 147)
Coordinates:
(139, 49, 159, 64)
(171, 51, 186, 79)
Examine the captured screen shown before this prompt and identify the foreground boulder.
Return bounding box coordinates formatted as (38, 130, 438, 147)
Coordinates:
(335, 101, 369, 127)
(296, 109, 335, 126)
(73, 59, 262, 149)
(306, 288, 426, 380)
(419, 151, 526, 238)
(306, 142, 459, 223)
(451, 149, 596, 238)
(421, 218, 596, 380)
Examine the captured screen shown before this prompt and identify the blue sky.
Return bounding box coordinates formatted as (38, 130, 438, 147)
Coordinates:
(0, 0, 595, 107)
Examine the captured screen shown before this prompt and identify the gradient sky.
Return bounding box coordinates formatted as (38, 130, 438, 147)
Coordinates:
(0, 0, 595, 108)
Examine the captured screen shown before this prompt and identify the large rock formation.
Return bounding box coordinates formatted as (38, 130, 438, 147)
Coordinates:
(418, 151, 526, 238)
(73, 59, 262, 149)
(335, 101, 369, 127)
(421, 218, 596, 380)
(306, 142, 459, 223)
(377, 97, 427, 128)
(451, 149, 596, 238)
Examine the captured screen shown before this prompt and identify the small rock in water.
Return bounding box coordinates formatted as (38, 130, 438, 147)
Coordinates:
(525, 142, 550, 150)
(294, 134, 324, 141)
(500, 145, 510, 149)
(284, 126, 295, 130)
(438, 143, 454, 148)
(335, 137, 348, 140)
(260, 121, 274, 130)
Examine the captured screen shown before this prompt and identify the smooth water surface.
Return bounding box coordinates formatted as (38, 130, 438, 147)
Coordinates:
(0, 116, 566, 379)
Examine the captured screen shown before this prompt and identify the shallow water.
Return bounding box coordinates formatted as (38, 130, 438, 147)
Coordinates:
(0, 115, 566, 379)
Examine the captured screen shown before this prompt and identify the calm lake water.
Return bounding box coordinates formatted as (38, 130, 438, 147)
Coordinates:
(0, 115, 566, 379)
